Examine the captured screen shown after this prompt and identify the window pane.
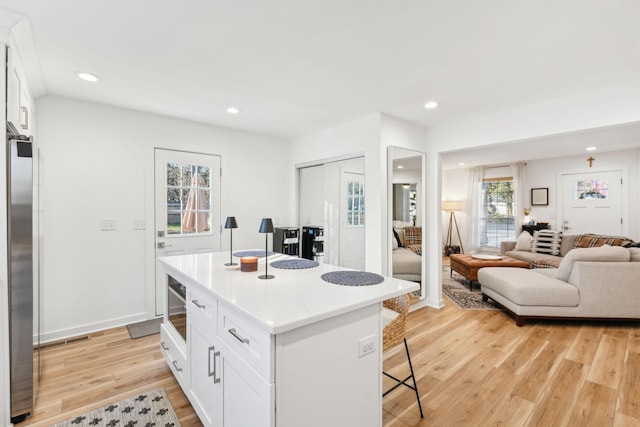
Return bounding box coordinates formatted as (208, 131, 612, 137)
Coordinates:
(182, 164, 194, 187)
(167, 163, 180, 186)
(167, 211, 181, 235)
(576, 179, 608, 200)
(183, 211, 196, 235)
(181, 188, 190, 211)
(198, 166, 211, 188)
(480, 180, 515, 248)
(203, 190, 211, 210)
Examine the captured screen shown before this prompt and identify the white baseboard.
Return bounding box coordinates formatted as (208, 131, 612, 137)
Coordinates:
(410, 297, 444, 312)
(38, 313, 151, 344)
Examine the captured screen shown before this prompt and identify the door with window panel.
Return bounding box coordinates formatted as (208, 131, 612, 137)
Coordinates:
(340, 170, 365, 270)
(155, 149, 221, 315)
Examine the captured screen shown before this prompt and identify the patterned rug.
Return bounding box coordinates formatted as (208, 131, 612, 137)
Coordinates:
(443, 268, 503, 311)
(51, 388, 180, 427)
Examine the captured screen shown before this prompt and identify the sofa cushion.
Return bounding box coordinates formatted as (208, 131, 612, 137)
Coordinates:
(531, 230, 562, 256)
(392, 229, 402, 248)
(479, 267, 579, 307)
(515, 231, 534, 251)
(559, 234, 578, 256)
(572, 233, 634, 249)
(628, 248, 640, 262)
(403, 226, 422, 245)
(555, 246, 631, 282)
(505, 250, 561, 265)
(532, 258, 561, 269)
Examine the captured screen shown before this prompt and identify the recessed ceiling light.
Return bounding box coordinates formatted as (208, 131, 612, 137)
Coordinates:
(77, 72, 100, 82)
(397, 165, 404, 169)
(424, 101, 439, 109)
(226, 107, 240, 114)
(458, 162, 465, 166)
(586, 146, 597, 151)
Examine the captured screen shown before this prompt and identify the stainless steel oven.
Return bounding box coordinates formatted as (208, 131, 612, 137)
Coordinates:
(167, 275, 187, 341)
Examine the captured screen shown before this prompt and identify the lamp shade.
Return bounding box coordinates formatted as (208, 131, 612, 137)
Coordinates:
(258, 218, 274, 233)
(442, 200, 463, 212)
(225, 216, 238, 229)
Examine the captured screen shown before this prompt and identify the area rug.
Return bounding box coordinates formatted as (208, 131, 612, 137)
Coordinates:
(51, 388, 180, 427)
(443, 269, 502, 311)
(126, 318, 163, 339)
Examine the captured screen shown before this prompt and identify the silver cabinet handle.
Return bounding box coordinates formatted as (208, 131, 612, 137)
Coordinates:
(192, 299, 206, 309)
(228, 328, 249, 344)
(213, 350, 221, 384)
(161, 341, 169, 351)
(208, 346, 215, 377)
(172, 360, 182, 372)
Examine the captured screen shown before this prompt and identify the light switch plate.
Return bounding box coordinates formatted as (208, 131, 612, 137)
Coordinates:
(100, 218, 116, 231)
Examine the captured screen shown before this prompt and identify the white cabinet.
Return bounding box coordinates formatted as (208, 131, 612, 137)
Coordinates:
(186, 285, 273, 427)
(160, 325, 187, 389)
(187, 313, 222, 427)
(219, 341, 272, 427)
(5, 47, 32, 132)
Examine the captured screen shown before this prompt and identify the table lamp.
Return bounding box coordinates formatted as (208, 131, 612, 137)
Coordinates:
(258, 218, 274, 279)
(224, 216, 238, 266)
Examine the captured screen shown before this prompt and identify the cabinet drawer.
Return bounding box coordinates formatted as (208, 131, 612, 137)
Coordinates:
(160, 325, 187, 390)
(188, 286, 217, 330)
(218, 303, 273, 381)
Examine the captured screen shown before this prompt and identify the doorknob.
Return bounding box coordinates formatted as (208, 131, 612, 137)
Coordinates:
(157, 242, 173, 249)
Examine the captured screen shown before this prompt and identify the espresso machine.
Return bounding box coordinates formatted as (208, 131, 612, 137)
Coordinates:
(301, 226, 324, 262)
(273, 227, 300, 256)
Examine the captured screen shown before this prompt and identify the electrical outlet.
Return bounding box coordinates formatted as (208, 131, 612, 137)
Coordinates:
(358, 334, 376, 358)
(100, 218, 116, 231)
(133, 218, 146, 230)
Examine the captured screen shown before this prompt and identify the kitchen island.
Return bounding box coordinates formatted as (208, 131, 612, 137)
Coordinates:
(159, 251, 419, 427)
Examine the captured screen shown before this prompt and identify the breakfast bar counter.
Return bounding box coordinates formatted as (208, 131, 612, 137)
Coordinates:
(159, 251, 419, 427)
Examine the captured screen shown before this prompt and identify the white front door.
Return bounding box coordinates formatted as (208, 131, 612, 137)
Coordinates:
(155, 148, 221, 315)
(561, 170, 623, 236)
(340, 170, 365, 269)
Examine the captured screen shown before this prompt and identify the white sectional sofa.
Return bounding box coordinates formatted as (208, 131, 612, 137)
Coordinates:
(478, 246, 640, 326)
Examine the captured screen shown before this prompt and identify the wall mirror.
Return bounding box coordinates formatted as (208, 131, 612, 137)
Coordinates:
(388, 146, 426, 300)
(298, 156, 365, 269)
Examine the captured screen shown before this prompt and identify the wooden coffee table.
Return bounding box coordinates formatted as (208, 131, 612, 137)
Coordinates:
(449, 254, 530, 290)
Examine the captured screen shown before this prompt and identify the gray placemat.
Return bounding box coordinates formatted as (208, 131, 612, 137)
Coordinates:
(233, 250, 274, 258)
(271, 259, 319, 269)
(321, 271, 385, 286)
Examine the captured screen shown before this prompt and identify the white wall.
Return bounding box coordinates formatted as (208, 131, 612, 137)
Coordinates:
(36, 96, 290, 341)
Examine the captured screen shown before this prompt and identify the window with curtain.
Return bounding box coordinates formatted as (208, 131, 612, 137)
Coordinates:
(479, 177, 516, 248)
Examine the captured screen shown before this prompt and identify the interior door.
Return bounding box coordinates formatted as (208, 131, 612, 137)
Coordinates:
(561, 170, 623, 236)
(155, 149, 221, 315)
(340, 170, 365, 269)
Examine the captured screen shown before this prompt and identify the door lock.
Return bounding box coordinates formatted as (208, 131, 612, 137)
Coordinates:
(157, 242, 173, 249)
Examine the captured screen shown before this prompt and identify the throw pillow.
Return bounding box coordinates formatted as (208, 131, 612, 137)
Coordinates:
(403, 226, 422, 246)
(531, 230, 562, 256)
(406, 244, 422, 256)
(392, 229, 403, 248)
(572, 233, 634, 249)
(555, 246, 631, 282)
(514, 231, 534, 251)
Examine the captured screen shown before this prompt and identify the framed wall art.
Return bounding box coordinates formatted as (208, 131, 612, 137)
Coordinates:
(531, 187, 549, 206)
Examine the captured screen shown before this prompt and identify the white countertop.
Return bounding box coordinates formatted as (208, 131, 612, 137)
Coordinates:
(160, 251, 419, 334)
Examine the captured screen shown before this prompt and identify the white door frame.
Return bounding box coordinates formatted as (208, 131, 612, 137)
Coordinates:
(556, 166, 629, 236)
(145, 146, 222, 318)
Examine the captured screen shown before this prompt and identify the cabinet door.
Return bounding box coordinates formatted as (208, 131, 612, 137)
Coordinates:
(188, 319, 223, 427)
(220, 342, 273, 427)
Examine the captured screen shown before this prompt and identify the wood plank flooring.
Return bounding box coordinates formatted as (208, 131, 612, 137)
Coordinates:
(21, 303, 640, 427)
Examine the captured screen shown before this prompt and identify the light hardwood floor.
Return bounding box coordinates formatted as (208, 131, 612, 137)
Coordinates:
(21, 303, 640, 427)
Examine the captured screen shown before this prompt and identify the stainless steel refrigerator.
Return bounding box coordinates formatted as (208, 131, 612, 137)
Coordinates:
(7, 123, 34, 424)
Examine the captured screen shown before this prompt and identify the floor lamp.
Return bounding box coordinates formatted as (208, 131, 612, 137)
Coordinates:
(443, 200, 464, 255)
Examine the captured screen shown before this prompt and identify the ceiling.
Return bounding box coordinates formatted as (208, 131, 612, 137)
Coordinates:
(2, 0, 640, 139)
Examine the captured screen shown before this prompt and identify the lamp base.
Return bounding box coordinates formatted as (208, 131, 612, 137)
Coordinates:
(258, 274, 275, 280)
(224, 262, 238, 266)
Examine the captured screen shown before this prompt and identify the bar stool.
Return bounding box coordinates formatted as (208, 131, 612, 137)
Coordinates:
(382, 293, 424, 418)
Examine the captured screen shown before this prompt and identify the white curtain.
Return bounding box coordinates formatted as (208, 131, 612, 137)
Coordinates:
(466, 166, 484, 253)
(511, 162, 527, 231)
